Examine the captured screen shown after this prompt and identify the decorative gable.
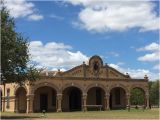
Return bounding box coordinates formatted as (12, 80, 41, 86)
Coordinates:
(58, 55, 129, 79)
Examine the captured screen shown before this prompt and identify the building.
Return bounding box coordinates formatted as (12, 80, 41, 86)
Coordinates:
(0, 55, 149, 113)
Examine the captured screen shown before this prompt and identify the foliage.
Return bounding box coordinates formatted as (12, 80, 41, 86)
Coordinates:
(1, 5, 41, 84)
(130, 88, 145, 105)
(130, 80, 159, 106)
(149, 80, 159, 106)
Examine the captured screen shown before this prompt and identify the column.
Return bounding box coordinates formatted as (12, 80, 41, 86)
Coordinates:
(26, 94, 34, 113)
(145, 94, 149, 109)
(56, 94, 62, 112)
(2, 97, 5, 112)
(14, 97, 18, 113)
(82, 93, 87, 111)
(104, 94, 110, 110)
(126, 94, 130, 106)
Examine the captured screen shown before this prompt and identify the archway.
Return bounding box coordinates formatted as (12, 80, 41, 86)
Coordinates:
(130, 87, 145, 106)
(34, 86, 57, 112)
(15, 87, 27, 113)
(110, 87, 126, 109)
(87, 87, 105, 111)
(62, 87, 82, 111)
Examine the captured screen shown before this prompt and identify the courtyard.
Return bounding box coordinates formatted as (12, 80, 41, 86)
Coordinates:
(0, 108, 159, 119)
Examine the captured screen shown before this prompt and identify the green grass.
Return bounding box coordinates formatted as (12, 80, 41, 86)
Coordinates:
(0, 108, 159, 119)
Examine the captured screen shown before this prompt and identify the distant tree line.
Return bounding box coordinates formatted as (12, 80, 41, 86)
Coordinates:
(130, 80, 159, 107)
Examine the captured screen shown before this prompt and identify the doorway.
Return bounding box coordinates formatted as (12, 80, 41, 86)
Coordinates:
(40, 94, 48, 112)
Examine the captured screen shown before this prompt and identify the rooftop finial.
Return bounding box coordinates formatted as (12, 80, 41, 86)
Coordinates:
(126, 73, 130, 78)
(144, 75, 148, 80)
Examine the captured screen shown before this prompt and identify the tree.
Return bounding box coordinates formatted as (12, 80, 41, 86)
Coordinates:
(1, 5, 41, 84)
(149, 80, 159, 106)
(130, 88, 145, 105)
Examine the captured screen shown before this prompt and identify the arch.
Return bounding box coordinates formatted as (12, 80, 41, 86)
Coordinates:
(109, 86, 127, 109)
(62, 86, 82, 111)
(85, 83, 107, 94)
(34, 86, 57, 112)
(14, 85, 28, 95)
(62, 83, 84, 93)
(109, 84, 129, 94)
(87, 86, 106, 110)
(32, 82, 60, 94)
(89, 55, 103, 67)
(130, 84, 147, 95)
(15, 87, 27, 113)
(130, 87, 145, 106)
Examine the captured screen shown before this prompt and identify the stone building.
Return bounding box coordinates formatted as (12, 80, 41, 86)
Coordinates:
(0, 55, 149, 113)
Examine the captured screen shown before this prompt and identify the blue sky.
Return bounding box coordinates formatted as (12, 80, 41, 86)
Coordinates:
(5, 0, 159, 80)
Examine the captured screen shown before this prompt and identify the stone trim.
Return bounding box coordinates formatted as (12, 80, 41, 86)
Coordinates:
(14, 85, 28, 95)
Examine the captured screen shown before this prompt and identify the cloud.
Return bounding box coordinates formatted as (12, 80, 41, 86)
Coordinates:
(4, 0, 43, 21)
(107, 51, 119, 57)
(29, 41, 88, 70)
(67, 0, 159, 32)
(138, 52, 159, 62)
(153, 64, 160, 70)
(28, 14, 44, 21)
(50, 14, 64, 20)
(109, 63, 158, 80)
(137, 42, 160, 62)
(137, 42, 159, 52)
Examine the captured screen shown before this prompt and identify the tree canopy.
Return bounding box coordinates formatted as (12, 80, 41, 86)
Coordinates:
(130, 80, 159, 107)
(149, 80, 159, 106)
(1, 6, 40, 84)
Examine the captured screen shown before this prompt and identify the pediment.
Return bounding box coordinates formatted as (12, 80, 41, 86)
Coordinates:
(108, 66, 129, 79)
(57, 55, 129, 79)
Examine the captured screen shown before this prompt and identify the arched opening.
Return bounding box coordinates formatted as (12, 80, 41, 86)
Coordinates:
(62, 87, 82, 111)
(130, 87, 145, 106)
(110, 87, 126, 109)
(87, 87, 105, 111)
(15, 87, 27, 113)
(34, 86, 57, 112)
(0, 89, 2, 111)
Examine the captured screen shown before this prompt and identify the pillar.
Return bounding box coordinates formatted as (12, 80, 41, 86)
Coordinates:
(82, 93, 87, 111)
(56, 94, 62, 112)
(105, 94, 110, 110)
(26, 94, 34, 113)
(2, 97, 5, 112)
(145, 93, 149, 109)
(126, 94, 130, 106)
(14, 97, 18, 113)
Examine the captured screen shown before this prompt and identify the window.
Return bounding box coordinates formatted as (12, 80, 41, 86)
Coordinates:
(115, 88, 120, 105)
(6, 89, 10, 109)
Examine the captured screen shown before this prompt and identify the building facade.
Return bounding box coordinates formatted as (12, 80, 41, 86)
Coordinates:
(0, 55, 149, 113)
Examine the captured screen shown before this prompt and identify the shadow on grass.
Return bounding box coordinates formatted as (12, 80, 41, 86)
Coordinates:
(1, 116, 40, 119)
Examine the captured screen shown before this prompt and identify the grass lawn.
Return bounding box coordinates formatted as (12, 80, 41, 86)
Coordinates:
(0, 108, 159, 119)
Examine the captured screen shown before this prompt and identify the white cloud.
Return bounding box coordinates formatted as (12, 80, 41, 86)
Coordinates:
(67, 0, 159, 32)
(153, 64, 160, 70)
(109, 63, 159, 80)
(137, 42, 160, 62)
(4, 0, 43, 21)
(28, 14, 44, 21)
(50, 14, 64, 20)
(29, 41, 88, 70)
(107, 51, 119, 57)
(137, 42, 160, 52)
(138, 52, 159, 62)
